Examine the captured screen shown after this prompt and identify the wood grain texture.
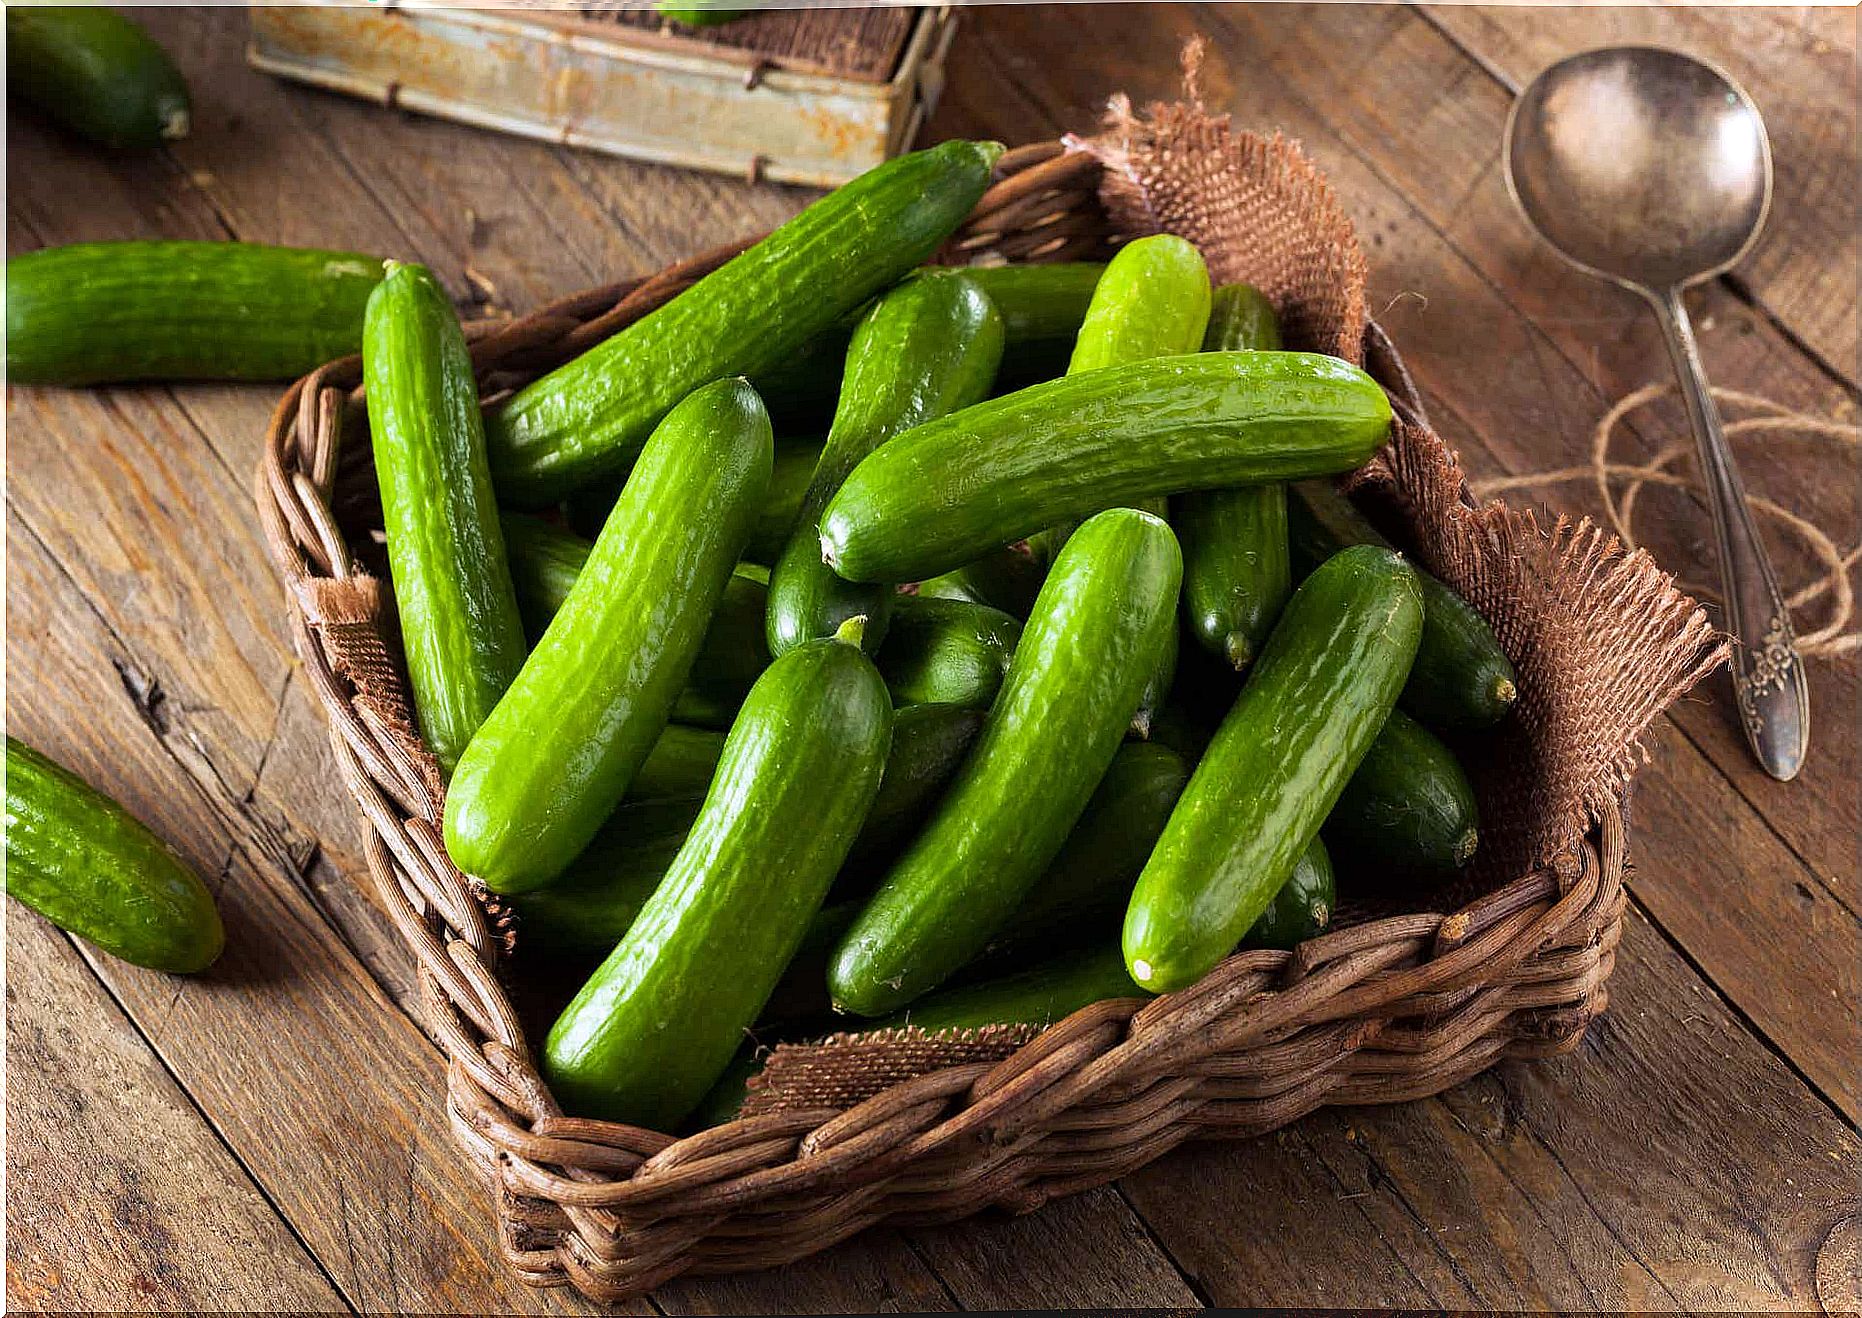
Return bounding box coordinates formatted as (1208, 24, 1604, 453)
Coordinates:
(600, 4, 921, 82)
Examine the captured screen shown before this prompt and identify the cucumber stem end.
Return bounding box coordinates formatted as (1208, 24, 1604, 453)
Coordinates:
(832, 615, 869, 648)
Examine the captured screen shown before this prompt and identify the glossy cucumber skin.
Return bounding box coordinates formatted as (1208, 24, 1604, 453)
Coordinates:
(821, 352, 1392, 584)
(5, 738, 223, 973)
(7, 8, 189, 149)
(6, 241, 384, 385)
(875, 594, 1022, 709)
(1290, 480, 1518, 729)
(544, 631, 893, 1128)
(951, 263, 1106, 343)
(1241, 838, 1334, 950)
(829, 509, 1183, 1016)
(1176, 281, 1290, 670)
(885, 943, 1146, 1033)
(767, 273, 1004, 657)
(485, 141, 1000, 505)
(1325, 707, 1479, 881)
(626, 724, 726, 803)
(445, 378, 772, 894)
(916, 543, 1046, 619)
(364, 263, 527, 774)
(841, 703, 986, 877)
(1124, 545, 1423, 992)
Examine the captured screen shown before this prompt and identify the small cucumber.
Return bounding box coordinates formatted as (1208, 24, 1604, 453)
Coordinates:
(1325, 707, 1479, 881)
(875, 594, 1022, 710)
(1290, 480, 1518, 729)
(364, 262, 527, 774)
(445, 378, 772, 894)
(7, 7, 189, 148)
(829, 509, 1182, 1016)
(657, 2, 746, 26)
(1175, 282, 1289, 671)
(1124, 545, 1423, 992)
(513, 798, 701, 962)
(544, 620, 892, 1128)
(486, 140, 1001, 504)
(821, 352, 1392, 584)
(841, 702, 986, 877)
(5, 738, 223, 973)
(1241, 838, 1335, 950)
(6, 241, 384, 385)
(627, 724, 725, 802)
(915, 543, 1046, 619)
(947, 263, 1106, 344)
(767, 273, 1004, 658)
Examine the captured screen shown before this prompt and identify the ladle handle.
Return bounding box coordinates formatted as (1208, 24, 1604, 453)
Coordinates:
(1651, 286, 1809, 780)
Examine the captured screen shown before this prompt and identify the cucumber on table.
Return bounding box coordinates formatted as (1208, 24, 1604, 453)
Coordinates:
(1290, 480, 1518, 729)
(766, 272, 1003, 658)
(544, 619, 892, 1129)
(485, 140, 1001, 505)
(1124, 545, 1423, 992)
(1325, 707, 1479, 881)
(445, 378, 772, 894)
(5, 737, 223, 973)
(7, 7, 189, 149)
(364, 262, 527, 774)
(820, 352, 1392, 585)
(829, 508, 1183, 1017)
(1241, 838, 1335, 950)
(875, 594, 1022, 710)
(6, 241, 384, 385)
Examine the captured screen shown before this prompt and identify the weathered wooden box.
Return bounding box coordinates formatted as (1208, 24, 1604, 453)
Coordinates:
(248, 4, 955, 186)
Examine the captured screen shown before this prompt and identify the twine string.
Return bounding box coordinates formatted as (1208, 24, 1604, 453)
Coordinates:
(1469, 382, 1861, 658)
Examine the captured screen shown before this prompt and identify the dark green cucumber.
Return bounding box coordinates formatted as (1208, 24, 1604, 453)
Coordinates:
(821, 352, 1392, 584)
(1241, 838, 1335, 950)
(915, 543, 1047, 619)
(875, 594, 1021, 709)
(1289, 480, 1518, 729)
(364, 263, 527, 774)
(1325, 707, 1479, 881)
(829, 509, 1182, 1016)
(1175, 282, 1289, 671)
(947, 263, 1105, 342)
(6, 241, 384, 385)
(5, 738, 223, 973)
(513, 798, 700, 961)
(445, 378, 772, 894)
(670, 573, 772, 730)
(766, 273, 1004, 657)
(1124, 545, 1423, 992)
(627, 724, 726, 802)
(486, 140, 1001, 504)
(7, 7, 189, 148)
(841, 703, 986, 876)
(544, 620, 892, 1128)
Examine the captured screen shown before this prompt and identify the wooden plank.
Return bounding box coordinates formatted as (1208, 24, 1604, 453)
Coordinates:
(5, 901, 345, 1315)
(598, 5, 921, 83)
(1420, 4, 1860, 385)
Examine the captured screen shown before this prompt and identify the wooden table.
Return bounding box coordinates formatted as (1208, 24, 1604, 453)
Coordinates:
(7, 7, 1858, 1313)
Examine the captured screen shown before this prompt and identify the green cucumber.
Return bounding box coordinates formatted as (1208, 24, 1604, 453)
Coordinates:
(5, 738, 223, 973)
(1325, 707, 1479, 881)
(657, 3, 746, 26)
(544, 619, 892, 1128)
(821, 352, 1392, 584)
(7, 7, 189, 149)
(767, 273, 1004, 657)
(1241, 839, 1335, 950)
(627, 724, 725, 802)
(6, 241, 384, 385)
(486, 140, 1001, 504)
(875, 594, 1021, 709)
(841, 702, 986, 876)
(1289, 480, 1518, 729)
(915, 543, 1046, 619)
(945, 263, 1106, 342)
(1124, 545, 1423, 992)
(364, 262, 527, 774)
(829, 508, 1182, 1016)
(445, 378, 772, 894)
(1175, 282, 1289, 671)
(513, 798, 701, 962)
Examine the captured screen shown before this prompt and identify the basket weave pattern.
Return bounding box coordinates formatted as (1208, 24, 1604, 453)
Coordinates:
(260, 139, 1662, 1302)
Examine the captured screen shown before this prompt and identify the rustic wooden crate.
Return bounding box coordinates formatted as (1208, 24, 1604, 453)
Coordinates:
(247, 4, 955, 186)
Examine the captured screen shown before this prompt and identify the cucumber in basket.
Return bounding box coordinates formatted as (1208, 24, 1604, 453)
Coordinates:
(5, 737, 224, 973)
(766, 272, 1004, 658)
(1174, 283, 1291, 671)
(840, 702, 986, 878)
(545, 618, 892, 1129)
(915, 543, 1048, 619)
(1124, 545, 1423, 992)
(874, 594, 1022, 710)
(1324, 707, 1480, 881)
(6, 241, 384, 386)
(1289, 479, 1518, 730)
(445, 378, 772, 894)
(364, 262, 527, 774)
(819, 352, 1392, 585)
(485, 140, 1002, 505)
(829, 508, 1182, 1017)
(627, 723, 726, 803)
(7, 7, 190, 149)
(1241, 837, 1336, 951)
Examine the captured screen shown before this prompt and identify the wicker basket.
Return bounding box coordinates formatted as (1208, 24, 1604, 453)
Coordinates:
(256, 135, 1699, 1304)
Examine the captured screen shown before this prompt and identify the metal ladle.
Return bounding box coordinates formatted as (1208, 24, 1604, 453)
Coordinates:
(1504, 45, 1808, 781)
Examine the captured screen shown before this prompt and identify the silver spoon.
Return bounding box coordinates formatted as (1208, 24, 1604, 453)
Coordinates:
(1504, 45, 1808, 781)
